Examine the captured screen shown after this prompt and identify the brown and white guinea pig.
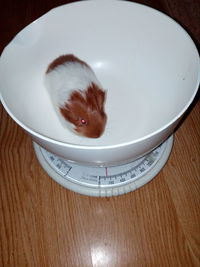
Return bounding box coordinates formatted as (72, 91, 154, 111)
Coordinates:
(45, 54, 107, 138)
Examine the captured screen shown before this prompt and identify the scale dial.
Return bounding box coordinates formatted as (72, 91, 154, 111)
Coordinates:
(34, 136, 173, 197)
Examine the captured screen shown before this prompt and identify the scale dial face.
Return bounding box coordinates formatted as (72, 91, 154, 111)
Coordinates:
(34, 136, 173, 197)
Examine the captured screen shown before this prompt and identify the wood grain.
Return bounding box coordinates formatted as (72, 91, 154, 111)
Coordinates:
(0, 1, 200, 266)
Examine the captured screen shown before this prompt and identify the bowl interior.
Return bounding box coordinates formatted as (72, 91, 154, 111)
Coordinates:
(0, 0, 199, 147)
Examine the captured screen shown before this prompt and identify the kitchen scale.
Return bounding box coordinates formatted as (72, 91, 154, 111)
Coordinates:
(34, 135, 173, 197)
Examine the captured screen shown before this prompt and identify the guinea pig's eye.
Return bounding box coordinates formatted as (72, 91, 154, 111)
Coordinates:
(80, 118, 87, 125)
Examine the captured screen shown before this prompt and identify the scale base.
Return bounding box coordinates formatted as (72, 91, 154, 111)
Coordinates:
(33, 136, 173, 197)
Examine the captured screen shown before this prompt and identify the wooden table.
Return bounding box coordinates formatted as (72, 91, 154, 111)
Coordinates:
(1, 1, 199, 266)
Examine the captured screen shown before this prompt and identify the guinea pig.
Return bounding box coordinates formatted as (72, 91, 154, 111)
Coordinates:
(45, 54, 107, 138)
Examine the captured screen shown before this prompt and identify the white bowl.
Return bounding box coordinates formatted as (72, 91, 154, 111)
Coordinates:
(0, 0, 199, 166)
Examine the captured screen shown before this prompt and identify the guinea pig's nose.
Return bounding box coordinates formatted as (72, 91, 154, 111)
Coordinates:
(88, 133, 102, 139)
(87, 129, 103, 139)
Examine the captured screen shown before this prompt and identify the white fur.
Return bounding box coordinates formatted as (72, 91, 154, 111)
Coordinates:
(45, 61, 102, 129)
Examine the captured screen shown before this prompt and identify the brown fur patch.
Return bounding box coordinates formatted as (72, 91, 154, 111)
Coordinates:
(46, 54, 89, 73)
(85, 83, 106, 112)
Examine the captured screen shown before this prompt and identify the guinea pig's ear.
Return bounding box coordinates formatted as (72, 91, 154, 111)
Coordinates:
(59, 90, 86, 123)
(96, 88, 106, 112)
(59, 104, 78, 124)
(86, 83, 106, 112)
